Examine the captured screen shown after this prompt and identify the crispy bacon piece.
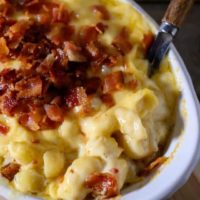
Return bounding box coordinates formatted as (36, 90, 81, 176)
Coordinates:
(103, 71, 124, 93)
(0, 37, 9, 57)
(0, 122, 9, 135)
(49, 68, 71, 88)
(0, 2, 13, 17)
(85, 41, 101, 59)
(127, 79, 138, 90)
(46, 25, 74, 46)
(112, 27, 133, 55)
(141, 157, 168, 176)
(79, 25, 100, 44)
(95, 22, 107, 34)
(15, 76, 43, 98)
(0, 16, 6, 32)
(142, 32, 155, 53)
(64, 41, 86, 62)
(85, 172, 119, 198)
(85, 77, 101, 94)
(5, 21, 31, 49)
(1, 163, 20, 181)
(66, 87, 87, 108)
(100, 94, 115, 107)
(92, 5, 110, 20)
(36, 53, 55, 73)
(124, 73, 138, 90)
(15, 0, 41, 7)
(44, 104, 64, 122)
(104, 54, 123, 68)
(52, 4, 69, 24)
(0, 92, 17, 116)
(54, 48, 68, 68)
(18, 113, 40, 131)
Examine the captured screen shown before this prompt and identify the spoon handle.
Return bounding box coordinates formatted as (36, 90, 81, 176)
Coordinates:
(162, 0, 195, 28)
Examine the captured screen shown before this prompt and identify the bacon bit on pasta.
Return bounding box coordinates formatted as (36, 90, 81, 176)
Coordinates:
(52, 4, 69, 24)
(103, 71, 124, 93)
(15, 76, 43, 98)
(46, 25, 74, 46)
(66, 87, 87, 108)
(110, 168, 119, 174)
(85, 77, 101, 94)
(85, 172, 119, 198)
(100, 94, 115, 107)
(0, 122, 9, 135)
(141, 157, 168, 176)
(0, 37, 9, 57)
(0, 1, 135, 130)
(95, 22, 107, 34)
(104, 54, 122, 67)
(64, 41, 86, 62)
(0, 92, 18, 116)
(5, 20, 31, 49)
(92, 5, 110, 20)
(85, 42, 101, 59)
(1, 163, 20, 181)
(112, 27, 133, 55)
(79, 25, 100, 44)
(127, 79, 138, 90)
(18, 113, 40, 131)
(44, 104, 64, 122)
(142, 32, 155, 53)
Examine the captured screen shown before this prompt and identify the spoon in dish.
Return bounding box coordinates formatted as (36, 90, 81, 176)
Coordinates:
(147, 0, 195, 76)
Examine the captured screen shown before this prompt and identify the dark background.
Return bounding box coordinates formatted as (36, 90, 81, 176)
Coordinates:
(136, 0, 200, 101)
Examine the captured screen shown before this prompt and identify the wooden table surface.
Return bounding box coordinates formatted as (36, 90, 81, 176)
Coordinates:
(139, 2, 200, 199)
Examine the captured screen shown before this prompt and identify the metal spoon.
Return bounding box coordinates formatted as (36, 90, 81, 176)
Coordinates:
(147, 0, 195, 76)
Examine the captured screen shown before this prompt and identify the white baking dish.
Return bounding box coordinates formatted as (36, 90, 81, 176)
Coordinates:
(0, 1, 200, 200)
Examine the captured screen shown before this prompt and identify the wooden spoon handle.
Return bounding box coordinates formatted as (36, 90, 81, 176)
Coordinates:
(162, 0, 195, 28)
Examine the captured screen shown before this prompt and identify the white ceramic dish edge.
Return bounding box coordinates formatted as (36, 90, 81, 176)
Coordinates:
(0, 1, 200, 200)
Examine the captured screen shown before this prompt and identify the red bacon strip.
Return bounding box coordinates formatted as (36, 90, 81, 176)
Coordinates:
(44, 104, 64, 122)
(0, 122, 9, 135)
(66, 87, 87, 108)
(85, 172, 119, 198)
(1, 163, 20, 181)
(64, 41, 86, 62)
(0, 37, 9, 57)
(112, 27, 133, 55)
(15, 76, 43, 98)
(92, 5, 110, 20)
(103, 71, 124, 93)
(142, 32, 155, 53)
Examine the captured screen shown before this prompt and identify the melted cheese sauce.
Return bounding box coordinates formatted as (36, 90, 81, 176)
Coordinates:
(0, 0, 179, 199)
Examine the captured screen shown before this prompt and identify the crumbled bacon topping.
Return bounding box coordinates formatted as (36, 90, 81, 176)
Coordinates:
(0, 122, 9, 135)
(64, 41, 86, 62)
(44, 104, 64, 122)
(112, 27, 133, 55)
(0, 0, 139, 131)
(66, 87, 87, 108)
(1, 163, 20, 181)
(140, 157, 168, 176)
(0, 37, 9, 58)
(15, 76, 43, 98)
(142, 32, 154, 54)
(92, 5, 110, 20)
(100, 94, 115, 107)
(103, 71, 124, 93)
(85, 172, 119, 198)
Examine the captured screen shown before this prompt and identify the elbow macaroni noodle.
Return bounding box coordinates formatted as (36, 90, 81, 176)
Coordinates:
(0, 0, 179, 199)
